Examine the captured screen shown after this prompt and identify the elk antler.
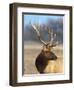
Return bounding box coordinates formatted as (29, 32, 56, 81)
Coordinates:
(45, 26, 58, 47)
(31, 23, 59, 47)
(50, 31, 59, 47)
(49, 30, 56, 46)
(31, 23, 47, 45)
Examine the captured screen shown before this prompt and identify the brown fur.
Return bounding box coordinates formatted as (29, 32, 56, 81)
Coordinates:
(35, 46, 58, 73)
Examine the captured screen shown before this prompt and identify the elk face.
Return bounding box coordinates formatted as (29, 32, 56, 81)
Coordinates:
(42, 44, 52, 52)
(31, 23, 59, 73)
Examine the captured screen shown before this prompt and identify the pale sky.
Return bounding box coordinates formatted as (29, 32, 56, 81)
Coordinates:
(24, 14, 63, 26)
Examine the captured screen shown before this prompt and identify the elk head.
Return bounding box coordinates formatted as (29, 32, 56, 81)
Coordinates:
(31, 23, 58, 52)
(31, 23, 59, 73)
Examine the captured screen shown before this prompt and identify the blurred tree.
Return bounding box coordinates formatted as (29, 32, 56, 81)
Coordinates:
(24, 18, 63, 44)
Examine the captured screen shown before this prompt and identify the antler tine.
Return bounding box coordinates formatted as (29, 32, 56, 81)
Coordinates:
(50, 29, 54, 44)
(50, 41, 59, 47)
(49, 29, 57, 46)
(31, 23, 46, 45)
(45, 26, 57, 46)
(45, 28, 54, 45)
(31, 23, 40, 36)
(51, 32, 56, 42)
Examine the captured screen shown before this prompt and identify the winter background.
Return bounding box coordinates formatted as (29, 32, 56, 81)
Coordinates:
(23, 14, 63, 74)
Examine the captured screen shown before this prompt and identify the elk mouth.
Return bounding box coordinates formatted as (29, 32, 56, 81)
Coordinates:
(44, 51, 57, 60)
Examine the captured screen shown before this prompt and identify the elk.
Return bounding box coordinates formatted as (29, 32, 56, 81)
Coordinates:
(31, 23, 63, 73)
